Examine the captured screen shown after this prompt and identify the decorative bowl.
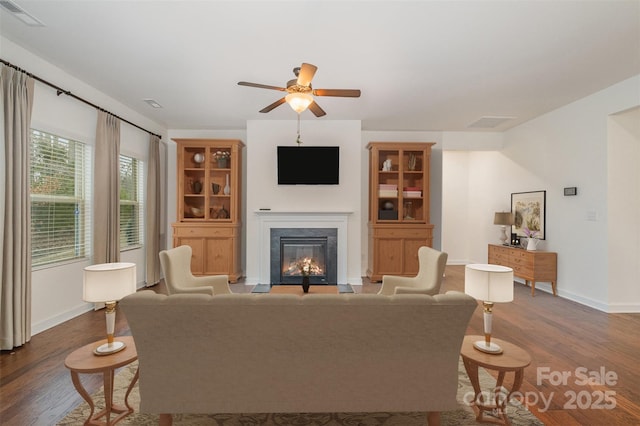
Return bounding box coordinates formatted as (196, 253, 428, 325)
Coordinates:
(190, 206, 204, 217)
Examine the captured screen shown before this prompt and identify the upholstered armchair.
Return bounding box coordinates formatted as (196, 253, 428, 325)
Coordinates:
(159, 245, 231, 295)
(378, 246, 448, 296)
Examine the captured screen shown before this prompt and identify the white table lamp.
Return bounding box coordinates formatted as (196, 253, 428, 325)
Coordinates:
(465, 264, 514, 354)
(494, 212, 514, 245)
(83, 262, 137, 355)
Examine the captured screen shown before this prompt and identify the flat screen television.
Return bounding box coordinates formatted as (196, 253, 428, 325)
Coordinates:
(277, 146, 340, 185)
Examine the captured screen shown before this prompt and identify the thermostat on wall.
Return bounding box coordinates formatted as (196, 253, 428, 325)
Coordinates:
(564, 187, 577, 196)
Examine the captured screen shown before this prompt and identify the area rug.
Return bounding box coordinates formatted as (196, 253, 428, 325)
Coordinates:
(251, 284, 355, 294)
(57, 358, 543, 425)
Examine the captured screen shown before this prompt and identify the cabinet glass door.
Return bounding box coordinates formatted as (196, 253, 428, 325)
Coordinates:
(208, 146, 232, 221)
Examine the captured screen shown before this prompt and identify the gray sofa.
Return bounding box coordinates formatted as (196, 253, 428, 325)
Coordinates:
(120, 290, 477, 426)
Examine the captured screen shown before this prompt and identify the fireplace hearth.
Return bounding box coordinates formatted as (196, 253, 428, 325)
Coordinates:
(270, 228, 337, 285)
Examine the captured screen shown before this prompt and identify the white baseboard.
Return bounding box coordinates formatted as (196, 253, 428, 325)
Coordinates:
(31, 303, 93, 336)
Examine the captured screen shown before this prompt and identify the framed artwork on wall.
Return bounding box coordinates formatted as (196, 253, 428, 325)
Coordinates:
(511, 190, 546, 239)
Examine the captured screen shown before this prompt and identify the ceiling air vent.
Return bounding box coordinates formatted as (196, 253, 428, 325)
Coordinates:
(0, 0, 45, 26)
(467, 116, 515, 129)
(143, 99, 163, 108)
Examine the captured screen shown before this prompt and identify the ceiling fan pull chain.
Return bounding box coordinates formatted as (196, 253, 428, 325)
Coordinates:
(296, 113, 302, 145)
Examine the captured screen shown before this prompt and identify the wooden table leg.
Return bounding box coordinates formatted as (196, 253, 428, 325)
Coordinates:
(462, 358, 526, 425)
(69, 371, 97, 424)
(70, 367, 136, 426)
(462, 357, 487, 423)
(124, 367, 139, 411)
(494, 370, 510, 425)
(462, 357, 482, 398)
(93, 368, 134, 425)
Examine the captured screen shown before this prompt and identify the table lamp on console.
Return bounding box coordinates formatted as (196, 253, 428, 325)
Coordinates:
(493, 212, 514, 245)
(83, 262, 137, 356)
(464, 264, 514, 354)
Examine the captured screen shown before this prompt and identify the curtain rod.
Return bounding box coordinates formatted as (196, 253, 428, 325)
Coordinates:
(1, 58, 162, 140)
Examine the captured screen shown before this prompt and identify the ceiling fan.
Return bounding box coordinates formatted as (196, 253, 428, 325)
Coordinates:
(237, 63, 361, 117)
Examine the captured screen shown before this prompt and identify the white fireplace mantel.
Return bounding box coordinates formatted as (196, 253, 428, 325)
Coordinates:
(255, 210, 352, 284)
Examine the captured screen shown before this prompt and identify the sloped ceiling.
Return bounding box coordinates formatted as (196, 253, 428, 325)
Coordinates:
(1, 0, 638, 132)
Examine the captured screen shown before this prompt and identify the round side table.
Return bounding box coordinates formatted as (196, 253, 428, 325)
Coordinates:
(460, 335, 531, 425)
(64, 336, 138, 426)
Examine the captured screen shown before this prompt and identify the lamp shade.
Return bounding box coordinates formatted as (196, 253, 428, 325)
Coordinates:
(285, 92, 313, 113)
(494, 212, 514, 226)
(83, 262, 137, 303)
(464, 264, 514, 303)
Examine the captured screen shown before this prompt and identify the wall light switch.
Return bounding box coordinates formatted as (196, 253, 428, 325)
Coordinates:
(586, 210, 598, 221)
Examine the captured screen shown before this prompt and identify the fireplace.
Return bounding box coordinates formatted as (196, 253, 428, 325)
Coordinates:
(270, 228, 338, 284)
(255, 211, 352, 285)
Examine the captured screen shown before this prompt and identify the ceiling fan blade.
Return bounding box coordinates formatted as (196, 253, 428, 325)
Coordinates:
(238, 81, 286, 91)
(308, 101, 326, 117)
(259, 97, 287, 113)
(313, 88, 361, 97)
(296, 63, 318, 87)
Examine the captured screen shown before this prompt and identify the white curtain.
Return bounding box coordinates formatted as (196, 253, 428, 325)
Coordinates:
(93, 111, 121, 263)
(0, 65, 34, 349)
(145, 134, 161, 286)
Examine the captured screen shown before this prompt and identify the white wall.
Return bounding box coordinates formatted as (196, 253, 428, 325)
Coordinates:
(441, 132, 505, 264)
(443, 150, 533, 264)
(442, 75, 640, 312)
(441, 151, 470, 264)
(244, 120, 362, 284)
(503, 75, 639, 311)
(2, 36, 167, 334)
(607, 107, 640, 312)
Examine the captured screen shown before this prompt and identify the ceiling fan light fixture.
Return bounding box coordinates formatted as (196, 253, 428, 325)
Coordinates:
(285, 92, 313, 113)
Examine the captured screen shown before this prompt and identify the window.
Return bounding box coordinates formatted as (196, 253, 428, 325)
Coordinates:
(120, 154, 144, 249)
(30, 130, 91, 267)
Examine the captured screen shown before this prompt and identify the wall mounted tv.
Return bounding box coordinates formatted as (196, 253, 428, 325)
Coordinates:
(277, 146, 340, 185)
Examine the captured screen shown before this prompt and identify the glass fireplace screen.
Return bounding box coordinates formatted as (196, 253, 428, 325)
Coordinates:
(280, 238, 327, 280)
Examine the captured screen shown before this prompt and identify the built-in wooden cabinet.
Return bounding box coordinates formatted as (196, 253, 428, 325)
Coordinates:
(171, 139, 244, 282)
(366, 142, 435, 282)
(488, 244, 557, 296)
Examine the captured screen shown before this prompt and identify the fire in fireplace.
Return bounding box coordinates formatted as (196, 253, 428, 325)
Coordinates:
(281, 238, 327, 282)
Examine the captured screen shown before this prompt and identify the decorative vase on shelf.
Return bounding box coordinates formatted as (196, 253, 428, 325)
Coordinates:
(223, 174, 231, 195)
(191, 180, 202, 194)
(302, 275, 310, 293)
(526, 238, 539, 251)
(403, 201, 413, 220)
(193, 152, 205, 167)
(217, 158, 228, 168)
(408, 154, 417, 171)
(217, 206, 229, 219)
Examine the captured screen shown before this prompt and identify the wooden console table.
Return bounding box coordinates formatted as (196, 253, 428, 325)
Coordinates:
(488, 244, 557, 296)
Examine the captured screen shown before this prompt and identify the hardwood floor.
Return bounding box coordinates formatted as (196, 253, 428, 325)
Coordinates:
(1, 265, 639, 425)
